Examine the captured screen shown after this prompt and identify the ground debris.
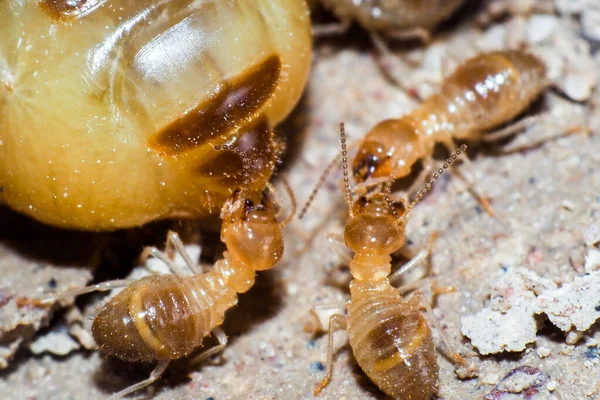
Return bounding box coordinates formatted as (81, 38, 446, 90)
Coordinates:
(461, 268, 555, 355)
(0, 243, 92, 369)
(463, 252, 600, 354)
(536, 270, 600, 332)
(483, 365, 551, 400)
(29, 324, 80, 356)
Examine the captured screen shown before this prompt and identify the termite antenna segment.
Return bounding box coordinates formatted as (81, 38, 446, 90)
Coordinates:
(340, 122, 354, 218)
(298, 147, 342, 220)
(399, 145, 467, 223)
(215, 143, 252, 191)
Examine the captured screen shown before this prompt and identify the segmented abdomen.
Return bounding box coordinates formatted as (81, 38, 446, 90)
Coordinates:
(92, 273, 237, 362)
(411, 50, 547, 141)
(347, 289, 438, 399)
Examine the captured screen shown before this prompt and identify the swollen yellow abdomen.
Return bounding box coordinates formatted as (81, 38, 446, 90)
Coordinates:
(346, 283, 438, 399)
(92, 273, 237, 362)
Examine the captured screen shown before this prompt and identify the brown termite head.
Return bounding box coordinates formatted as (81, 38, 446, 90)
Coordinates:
(220, 189, 284, 273)
(353, 119, 421, 182)
(0, 0, 311, 230)
(345, 194, 406, 257)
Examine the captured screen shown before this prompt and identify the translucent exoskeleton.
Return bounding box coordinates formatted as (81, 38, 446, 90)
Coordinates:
(317, 0, 466, 40)
(353, 50, 549, 187)
(309, 124, 474, 399)
(39, 176, 296, 398)
(0, 0, 311, 230)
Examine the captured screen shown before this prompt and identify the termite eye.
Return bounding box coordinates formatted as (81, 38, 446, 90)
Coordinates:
(243, 199, 255, 214)
(353, 155, 380, 181)
(353, 140, 387, 182)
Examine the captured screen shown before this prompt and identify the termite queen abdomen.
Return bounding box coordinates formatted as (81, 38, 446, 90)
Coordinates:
(0, 0, 311, 230)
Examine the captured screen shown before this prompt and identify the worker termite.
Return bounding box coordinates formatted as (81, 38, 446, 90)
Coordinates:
(314, 0, 466, 41)
(38, 154, 296, 398)
(352, 50, 555, 204)
(0, 0, 311, 230)
(308, 123, 474, 399)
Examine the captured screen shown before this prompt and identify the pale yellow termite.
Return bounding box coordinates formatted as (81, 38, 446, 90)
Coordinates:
(40, 174, 295, 398)
(309, 124, 473, 399)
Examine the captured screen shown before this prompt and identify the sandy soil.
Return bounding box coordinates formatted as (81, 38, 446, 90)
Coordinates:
(1, 1, 599, 399)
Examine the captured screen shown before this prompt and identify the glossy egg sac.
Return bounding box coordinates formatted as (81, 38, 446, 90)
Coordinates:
(0, 0, 311, 230)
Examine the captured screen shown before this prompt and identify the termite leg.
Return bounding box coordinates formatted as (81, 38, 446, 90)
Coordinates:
(41, 279, 133, 305)
(488, 116, 590, 154)
(370, 32, 413, 94)
(408, 290, 467, 368)
(165, 230, 204, 274)
(387, 26, 431, 42)
(440, 139, 495, 217)
(305, 304, 346, 335)
(326, 232, 353, 265)
(189, 327, 228, 366)
(389, 231, 439, 285)
(108, 360, 170, 400)
(311, 19, 351, 37)
(483, 115, 541, 143)
(314, 314, 347, 396)
(140, 246, 182, 275)
(140, 231, 202, 276)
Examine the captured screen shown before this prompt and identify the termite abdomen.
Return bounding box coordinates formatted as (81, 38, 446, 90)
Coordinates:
(347, 283, 437, 399)
(92, 273, 236, 362)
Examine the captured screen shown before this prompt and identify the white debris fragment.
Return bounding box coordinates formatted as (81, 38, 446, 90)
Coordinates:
(555, 0, 600, 41)
(584, 224, 600, 247)
(29, 328, 80, 356)
(536, 346, 551, 358)
(565, 330, 585, 345)
(463, 264, 600, 354)
(547, 380, 558, 392)
(527, 14, 559, 43)
(536, 270, 600, 332)
(585, 248, 600, 273)
(461, 268, 555, 355)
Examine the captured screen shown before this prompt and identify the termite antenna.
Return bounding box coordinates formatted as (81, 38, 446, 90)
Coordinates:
(266, 176, 297, 227)
(399, 145, 467, 224)
(214, 143, 252, 190)
(298, 150, 341, 220)
(339, 123, 354, 218)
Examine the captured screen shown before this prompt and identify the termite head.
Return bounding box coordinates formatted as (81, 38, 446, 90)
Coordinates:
(344, 193, 407, 259)
(353, 119, 420, 182)
(220, 189, 284, 271)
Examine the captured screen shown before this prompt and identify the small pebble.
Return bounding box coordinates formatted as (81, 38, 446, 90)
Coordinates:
(537, 346, 551, 358)
(547, 380, 558, 392)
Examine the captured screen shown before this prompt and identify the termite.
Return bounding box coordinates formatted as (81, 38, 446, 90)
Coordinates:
(314, 0, 466, 41)
(0, 0, 311, 230)
(309, 123, 472, 399)
(39, 159, 296, 398)
(352, 50, 551, 201)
